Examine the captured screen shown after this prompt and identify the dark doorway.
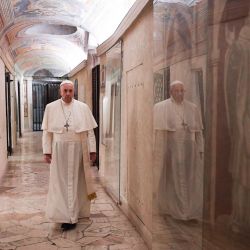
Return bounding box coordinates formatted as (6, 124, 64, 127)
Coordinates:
(5, 71, 12, 156)
(32, 81, 60, 131)
(92, 65, 100, 168)
(17, 81, 22, 138)
(74, 79, 78, 100)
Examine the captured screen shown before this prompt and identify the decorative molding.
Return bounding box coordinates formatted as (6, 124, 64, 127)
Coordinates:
(97, 0, 150, 56)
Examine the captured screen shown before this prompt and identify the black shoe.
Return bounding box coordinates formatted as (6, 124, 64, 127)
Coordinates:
(61, 223, 76, 231)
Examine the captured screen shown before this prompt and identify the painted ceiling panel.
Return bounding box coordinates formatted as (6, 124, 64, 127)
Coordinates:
(0, 0, 136, 77)
(0, 1, 14, 25)
(16, 53, 71, 76)
(13, 0, 85, 20)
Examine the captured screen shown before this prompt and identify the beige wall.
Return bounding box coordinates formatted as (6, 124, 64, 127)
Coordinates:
(122, 2, 153, 233)
(70, 69, 89, 104)
(69, 54, 98, 110)
(0, 59, 7, 182)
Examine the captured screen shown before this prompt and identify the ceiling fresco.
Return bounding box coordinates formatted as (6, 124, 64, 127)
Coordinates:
(0, 0, 136, 77)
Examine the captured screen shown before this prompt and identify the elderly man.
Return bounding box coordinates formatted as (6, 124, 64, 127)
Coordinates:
(42, 80, 97, 231)
(154, 80, 204, 221)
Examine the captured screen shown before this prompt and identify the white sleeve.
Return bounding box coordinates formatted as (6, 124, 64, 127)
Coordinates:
(88, 129, 96, 153)
(42, 130, 53, 154)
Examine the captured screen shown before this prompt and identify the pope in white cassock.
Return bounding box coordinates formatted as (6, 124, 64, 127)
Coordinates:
(42, 80, 97, 231)
(154, 80, 204, 221)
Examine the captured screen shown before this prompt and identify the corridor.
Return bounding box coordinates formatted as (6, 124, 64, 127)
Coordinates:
(0, 132, 147, 250)
(1, 0, 250, 249)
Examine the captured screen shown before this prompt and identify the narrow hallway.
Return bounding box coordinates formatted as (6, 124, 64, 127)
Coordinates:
(0, 132, 147, 250)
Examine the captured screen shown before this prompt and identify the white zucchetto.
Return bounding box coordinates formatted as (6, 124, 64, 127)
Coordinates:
(170, 80, 184, 87)
(60, 80, 74, 87)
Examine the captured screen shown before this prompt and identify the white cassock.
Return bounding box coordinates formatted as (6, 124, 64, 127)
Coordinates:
(154, 98, 204, 220)
(224, 25, 250, 230)
(42, 98, 97, 223)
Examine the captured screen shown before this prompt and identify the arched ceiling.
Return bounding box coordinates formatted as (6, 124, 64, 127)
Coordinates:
(0, 0, 136, 77)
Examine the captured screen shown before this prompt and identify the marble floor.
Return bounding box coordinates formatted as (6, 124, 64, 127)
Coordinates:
(0, 132, 148, 250)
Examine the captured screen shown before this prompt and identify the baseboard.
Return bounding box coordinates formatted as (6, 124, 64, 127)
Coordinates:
(118, 196, 152, 249)
(98, 177, 152, 249)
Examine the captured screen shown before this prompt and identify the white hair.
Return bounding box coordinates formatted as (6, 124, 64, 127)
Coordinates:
(60, 80, 74, 87)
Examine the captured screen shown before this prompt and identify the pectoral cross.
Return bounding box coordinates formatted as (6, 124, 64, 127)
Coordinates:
(64, 121, 70, 132)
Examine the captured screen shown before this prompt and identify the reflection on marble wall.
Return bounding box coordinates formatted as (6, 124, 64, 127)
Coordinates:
(153, 0, 207, 249)
(224, 12, 250, 234)
(153, 0, 250, 248)
(153, 81, 204, 221)
(102, 42, 122, 201)
(203, 1, 250, 249)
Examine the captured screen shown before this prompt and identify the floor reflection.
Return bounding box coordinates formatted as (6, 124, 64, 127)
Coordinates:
(0, 132, 147, 250)
(203, 215, 250, 250)
(153, 215, 202, 250)
(152, 214, 250, 249)
(104, 137, 120, 197)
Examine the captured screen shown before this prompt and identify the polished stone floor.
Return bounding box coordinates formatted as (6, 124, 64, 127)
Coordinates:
(0, 132, 147, 250)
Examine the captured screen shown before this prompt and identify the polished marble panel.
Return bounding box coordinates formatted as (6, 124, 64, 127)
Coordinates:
(153, 0, 250, 249)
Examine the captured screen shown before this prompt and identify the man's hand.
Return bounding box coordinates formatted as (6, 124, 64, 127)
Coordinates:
(44, 154, 52, 164)
(90, 152, 96, 163)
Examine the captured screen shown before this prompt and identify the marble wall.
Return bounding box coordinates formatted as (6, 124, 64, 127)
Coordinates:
(152, 1, 207, 249)
(0, 58, 7, 181)
(122, 2, 153, 234)
(69, 54, 97, 109)
(152, 0, 250, 249)
(70, 70, 88, 104)
(203, 0, 250, 248)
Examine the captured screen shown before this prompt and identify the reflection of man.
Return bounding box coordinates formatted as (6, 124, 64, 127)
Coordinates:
(224, 16, 250, 232)
(154, 80, 204, 221)
(42, 80, 97, 231)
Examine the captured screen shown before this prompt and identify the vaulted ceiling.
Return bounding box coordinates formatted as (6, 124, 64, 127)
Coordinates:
(0, 0, 136, 77)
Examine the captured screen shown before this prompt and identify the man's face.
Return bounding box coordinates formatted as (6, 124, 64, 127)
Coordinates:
(170, 84, 185, 103)
(60, 83, 74, 103)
